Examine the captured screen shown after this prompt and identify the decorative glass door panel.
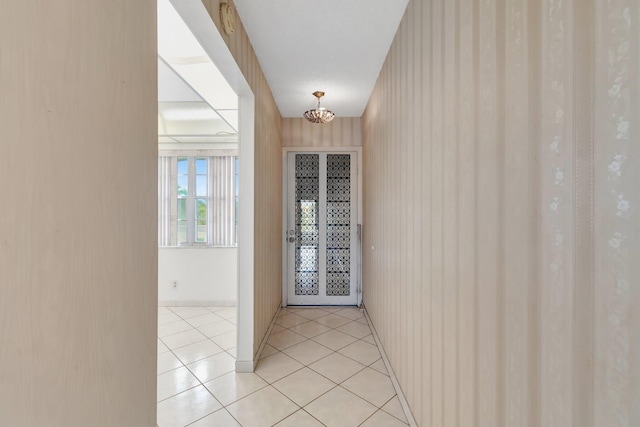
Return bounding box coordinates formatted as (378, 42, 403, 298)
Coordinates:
(326, 154, 351, 296)
(294, 154, 319, 296)
(287, 152, 357, 305)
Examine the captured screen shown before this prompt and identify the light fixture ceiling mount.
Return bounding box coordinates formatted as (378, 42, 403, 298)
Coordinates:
(303, 91, 335, 124)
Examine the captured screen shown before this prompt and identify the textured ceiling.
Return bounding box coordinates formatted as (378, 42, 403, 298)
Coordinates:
(233, 0, 408, 118)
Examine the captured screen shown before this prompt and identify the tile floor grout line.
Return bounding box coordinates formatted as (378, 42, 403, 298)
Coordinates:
(357, 409, 381, 427)
(156, 382, 199, 404)
(334, 348, 381, 367)
(280, 309, 403, 420)
(226, 409, 243, 427)
(182, 357, 227, 390)
(377, 394, 410, 425)
(280, 338, 335, 358)
(158, 324, 230, 341)
(356, 408, 384, 427)
(258, 334, 382, 409)
(271, 407, 327, 427)
(271, 342, 344, 369)
(171, 337, 226, 364)
(224, 384, 299, 426)
(252, 305, 283, 366)
(304, 409, 328, 426)
(163, 345, 227, 406)
(184, 316, 229, 329)
(219, 383, 273, 427)
(309, 371, 386, 410)
(362, 305, 418, 427)
(272, 356, 333, 384)
(203, 369, 273, 409)
(282, 318, 373, 342)
(157, 320, 201, 338)
(269, 381, 306, 412)
(296, 384, 341, 419)
(334, 369, 389, 409)
(157, 307, 234, 426)
(254, 360, 306, 385)
(222, 380, 271, 407)
(303, 383, 382, 424)
(168, 307, 224, 321)
(305, 357, 367, 388)
(158, 335, 211, 353)
(158, 307, 237, 424)
(270, 317, 365, 367)
(277, 308, 363, 327)
(309, 335, 361, 352)
(181, 405, 239, 427)
(160, 306, 384, 427)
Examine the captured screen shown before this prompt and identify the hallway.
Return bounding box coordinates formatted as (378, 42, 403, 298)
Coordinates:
(157, 306, 409, 426)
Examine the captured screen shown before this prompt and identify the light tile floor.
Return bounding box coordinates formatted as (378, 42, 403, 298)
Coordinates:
(157, 306, 409, 427)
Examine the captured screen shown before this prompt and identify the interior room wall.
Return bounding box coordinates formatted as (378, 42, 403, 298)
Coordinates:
(157, 145, 238, 307)
(0, 1, 158, 426)
(361, 0, 639, 426)
(282, 117, 362, 147)
(201, 0, 283, 356)
(158, 247, 237, 305)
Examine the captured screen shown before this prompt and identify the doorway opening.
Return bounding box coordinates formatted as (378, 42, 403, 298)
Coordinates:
(282, 148, 363, 307)
(156, 1, 256, 422)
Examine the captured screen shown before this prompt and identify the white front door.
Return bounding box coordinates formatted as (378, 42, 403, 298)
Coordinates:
(286, 152, 358, 305)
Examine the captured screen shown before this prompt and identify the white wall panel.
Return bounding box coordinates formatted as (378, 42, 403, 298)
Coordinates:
(158, 248, 237, 305)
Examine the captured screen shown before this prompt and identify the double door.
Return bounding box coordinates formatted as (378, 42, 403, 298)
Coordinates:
(286, 152, 358, 305)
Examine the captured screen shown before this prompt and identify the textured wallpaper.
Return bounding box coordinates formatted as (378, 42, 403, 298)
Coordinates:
(282, 117, 362, 147)
(0, 1, 158, 425)
(362, 0, 639, 426)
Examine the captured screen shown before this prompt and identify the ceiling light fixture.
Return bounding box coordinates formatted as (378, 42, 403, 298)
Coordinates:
(303, 91, 335, 124)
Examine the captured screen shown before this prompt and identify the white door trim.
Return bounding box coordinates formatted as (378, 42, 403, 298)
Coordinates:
(281, 146, 363, 307)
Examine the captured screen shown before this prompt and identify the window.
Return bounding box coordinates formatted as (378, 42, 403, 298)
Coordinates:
(177, 157, 208, 244)
(158, 152, 237, 247)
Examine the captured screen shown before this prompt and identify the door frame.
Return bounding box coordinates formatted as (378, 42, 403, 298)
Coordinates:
(281, 146, 363, 307)
(171, 0, 255, 372)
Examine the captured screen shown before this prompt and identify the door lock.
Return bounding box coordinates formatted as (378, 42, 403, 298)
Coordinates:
(288, 236, 295, 243)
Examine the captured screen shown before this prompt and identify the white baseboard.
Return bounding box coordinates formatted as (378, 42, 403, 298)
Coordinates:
(234, 360, 256, 373)
(235, 304, 281, 373)
(363, 304, 418, 427)
(158, 300, 236, 307)
(254, 305, 282, 363)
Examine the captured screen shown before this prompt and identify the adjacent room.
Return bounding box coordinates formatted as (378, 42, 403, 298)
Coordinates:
(155, 0, 241, 420)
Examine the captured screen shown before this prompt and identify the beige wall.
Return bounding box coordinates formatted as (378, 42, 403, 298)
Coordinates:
(362, 0, 639, 426)
(201, 1, 283, 355)
(282, 117, 362, 147)
(0, 1, 158, 426)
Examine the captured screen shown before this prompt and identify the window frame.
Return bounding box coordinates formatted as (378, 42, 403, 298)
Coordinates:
(159, 149, 238, 248)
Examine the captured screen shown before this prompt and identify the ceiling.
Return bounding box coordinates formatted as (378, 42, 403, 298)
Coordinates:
(233, 0, 409, 118)
(158, 0, 238, 144)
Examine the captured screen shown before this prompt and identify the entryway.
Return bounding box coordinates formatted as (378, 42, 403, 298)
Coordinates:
(284, 151, 361, 306)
